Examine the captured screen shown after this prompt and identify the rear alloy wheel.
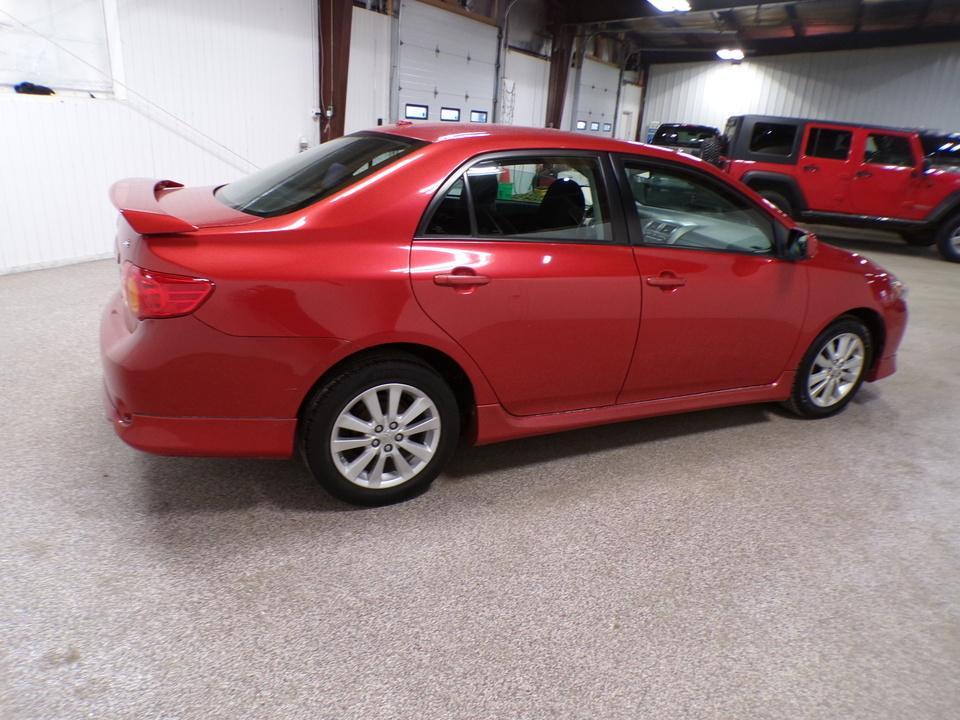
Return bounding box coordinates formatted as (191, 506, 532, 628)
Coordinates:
(935, 214, 960, 263)
(785, 318, 872, 419)
(301, 358, 459, 505)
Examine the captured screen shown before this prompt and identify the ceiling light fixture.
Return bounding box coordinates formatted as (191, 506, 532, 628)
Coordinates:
(648, 0, 691, 12)
(716, 48, 745, 61)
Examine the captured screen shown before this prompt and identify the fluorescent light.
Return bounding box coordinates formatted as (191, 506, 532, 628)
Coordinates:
(716, 48, 745, 61)
(648, 0, 691, 12)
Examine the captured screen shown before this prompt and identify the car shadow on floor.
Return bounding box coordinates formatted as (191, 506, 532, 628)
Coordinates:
(136, 403, 779, 515)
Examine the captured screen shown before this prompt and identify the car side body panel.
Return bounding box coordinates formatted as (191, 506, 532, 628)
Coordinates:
(101, 123, 908, 458)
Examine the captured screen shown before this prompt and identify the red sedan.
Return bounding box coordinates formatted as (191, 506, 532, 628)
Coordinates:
(101, 124, 908, 505)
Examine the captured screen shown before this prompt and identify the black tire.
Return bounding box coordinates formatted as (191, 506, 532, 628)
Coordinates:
(934, 214, 960, 263)
(902, 231, 935, 247)
(758, 189, 794, 218)
(300, 355, 460, 506)
(784, 317, 873, 419)
(700, 136, 722, 166)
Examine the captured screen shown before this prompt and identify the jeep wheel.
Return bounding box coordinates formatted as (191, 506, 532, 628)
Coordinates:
(935, 214, 960, 263)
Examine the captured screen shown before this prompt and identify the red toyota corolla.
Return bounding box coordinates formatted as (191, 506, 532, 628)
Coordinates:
(101, 124, 907, 504)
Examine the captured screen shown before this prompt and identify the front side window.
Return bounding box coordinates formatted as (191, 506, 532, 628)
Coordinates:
(623, 163, 774, 254)
(749, 122, 798, 156)
(864, 134, 914, 167)
(216, 133, 423, 217)
(425, 155, 612, 242)
(806, 127, 852, 160)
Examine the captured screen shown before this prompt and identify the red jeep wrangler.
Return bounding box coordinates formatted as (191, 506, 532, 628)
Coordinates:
(722, 115, 960, 262)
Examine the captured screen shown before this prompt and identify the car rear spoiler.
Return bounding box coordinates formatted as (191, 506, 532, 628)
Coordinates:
(109, 178, 199, 235)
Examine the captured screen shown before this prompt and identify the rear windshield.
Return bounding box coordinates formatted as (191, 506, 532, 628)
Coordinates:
(653, 126, 716, 147)
(216, 133, 425, 217)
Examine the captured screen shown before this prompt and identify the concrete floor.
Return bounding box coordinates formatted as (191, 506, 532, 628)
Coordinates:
(1, 234, 958, 719)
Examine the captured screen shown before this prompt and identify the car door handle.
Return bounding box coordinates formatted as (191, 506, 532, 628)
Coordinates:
(433, 272, 490, 287)
(646, 274, 686, 289)
(803, 164, 819, 173)
(854, 170, 873, 179)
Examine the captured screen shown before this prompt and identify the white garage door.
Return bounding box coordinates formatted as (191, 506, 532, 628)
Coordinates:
(571, 58, 620, 137)
(397, 0, 498, 125)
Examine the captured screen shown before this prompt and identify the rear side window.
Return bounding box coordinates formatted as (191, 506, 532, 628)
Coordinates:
(216, 133, 424, 217)
(424, 155, 612, 242)
(864, 134, 914, 167)
(806, 127, 852, 160)
(749, 122, 797, 156)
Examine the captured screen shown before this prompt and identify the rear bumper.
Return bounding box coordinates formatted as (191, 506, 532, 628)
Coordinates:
(102, 386, 295, 457)
(100, 291, 346, 458)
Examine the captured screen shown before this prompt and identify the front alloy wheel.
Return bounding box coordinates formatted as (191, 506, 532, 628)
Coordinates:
(786, 318, 872, 418)
(806, 333, 865, 408)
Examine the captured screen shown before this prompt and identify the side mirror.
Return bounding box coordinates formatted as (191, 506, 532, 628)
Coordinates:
(784, 228, 816, 261)
(914, 157, 933, 176)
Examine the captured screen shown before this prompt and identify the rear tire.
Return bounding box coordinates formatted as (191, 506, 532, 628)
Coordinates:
(784, 317, 873, 419)
(758, 189, 794, 218)
(300, 356, 460, 506)
(934, 214, 960, 262)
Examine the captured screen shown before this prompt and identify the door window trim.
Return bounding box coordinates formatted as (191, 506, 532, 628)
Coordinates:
(415, 149, 629, 246)
(612, 153, 788, 258)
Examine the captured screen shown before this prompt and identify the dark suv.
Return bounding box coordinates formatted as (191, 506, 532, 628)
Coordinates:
(650, 123, 723, 164)
(722, 114, 960, 262)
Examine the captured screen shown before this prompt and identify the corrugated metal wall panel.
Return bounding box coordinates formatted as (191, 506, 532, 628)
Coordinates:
(397, 0, 498, 123)
(643, 42, 960, 135)
(0, 0, 318, 274)
(502, 49, 549, 127)
(345, 8, 393, 134)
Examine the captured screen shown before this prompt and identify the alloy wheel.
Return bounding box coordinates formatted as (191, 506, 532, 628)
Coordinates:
(807, 332, 865, 408)
(330, 383, 441, 489)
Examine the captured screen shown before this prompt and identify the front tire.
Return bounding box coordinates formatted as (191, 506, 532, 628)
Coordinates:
(784, 318, 873, 419)
(300, 357, 460, 505)
(935, 214, 960, 262)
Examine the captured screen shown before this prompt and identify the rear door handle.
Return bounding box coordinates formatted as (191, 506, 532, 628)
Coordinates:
(803, 164, 819, 173)
(855, 170, 873, 179)
(646, 274, 686, 289)
(433, 272, 490, 287)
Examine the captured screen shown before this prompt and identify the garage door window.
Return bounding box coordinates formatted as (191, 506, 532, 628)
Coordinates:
(424, 156, 612, 242)
(749, 122, 797, 156)
(623, 163, 774, 254)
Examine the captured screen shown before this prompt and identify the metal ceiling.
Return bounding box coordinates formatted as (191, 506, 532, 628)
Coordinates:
(555, 0, 960, 64)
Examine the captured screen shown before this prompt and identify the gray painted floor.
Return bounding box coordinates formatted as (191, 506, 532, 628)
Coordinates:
(2, 236, 958, 719)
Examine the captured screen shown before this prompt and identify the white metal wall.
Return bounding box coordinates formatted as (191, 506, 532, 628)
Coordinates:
(397, 0, 498, 124)
(0, 0, 318, 274)
(643, 41, 960, 135)
(501, 49, 548, 127)
(345, 7, 392, 134)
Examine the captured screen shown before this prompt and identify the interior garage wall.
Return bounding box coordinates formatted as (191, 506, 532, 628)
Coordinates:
(616, 82, 642, 141)
(396, 0, 498, 124)
(501, 49, 549, 127)
(0, 0, 318, 274)
(345, 6, 392, 134)
(642, 41, 960, 136)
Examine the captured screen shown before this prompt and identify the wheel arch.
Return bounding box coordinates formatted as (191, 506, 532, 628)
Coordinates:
(827, 307, 886, 376)
(741, 171, 808, 213)
(296, 342, 480, 443)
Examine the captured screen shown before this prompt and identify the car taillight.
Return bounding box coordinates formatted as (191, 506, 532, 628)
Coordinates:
(121, 262, 214, 319)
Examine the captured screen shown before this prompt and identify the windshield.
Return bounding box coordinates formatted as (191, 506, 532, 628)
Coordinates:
(920, 134, 960, 167)
(216, 133, 425, 217)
